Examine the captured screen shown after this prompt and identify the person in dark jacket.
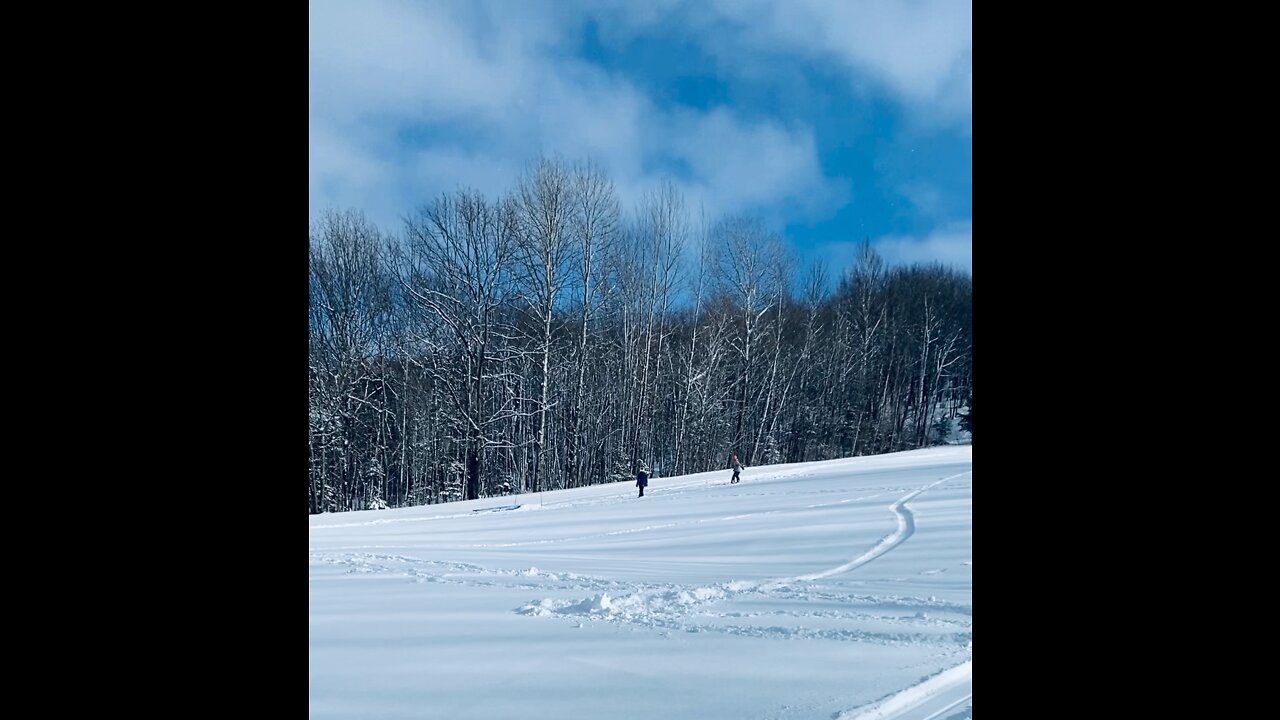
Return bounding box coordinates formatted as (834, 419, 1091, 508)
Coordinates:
(636, 465, 649, 497)
(730, 453, 742, 484)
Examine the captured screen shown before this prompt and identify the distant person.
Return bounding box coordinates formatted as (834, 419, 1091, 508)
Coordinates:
(636, 464, 649, 498)
(730, 453, 742, 484)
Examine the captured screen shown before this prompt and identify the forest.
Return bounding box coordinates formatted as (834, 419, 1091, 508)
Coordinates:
(309, 157, 971, 513)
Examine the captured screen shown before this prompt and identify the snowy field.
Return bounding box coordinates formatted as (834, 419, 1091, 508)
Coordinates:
(309, 445, 972, 719)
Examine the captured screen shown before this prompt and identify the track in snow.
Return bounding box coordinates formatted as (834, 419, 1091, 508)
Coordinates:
(774, 470, 971, 586)
(834, 660, 972, 719)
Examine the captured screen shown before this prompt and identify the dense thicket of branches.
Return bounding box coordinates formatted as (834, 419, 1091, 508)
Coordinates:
(309, 159, 971, 513)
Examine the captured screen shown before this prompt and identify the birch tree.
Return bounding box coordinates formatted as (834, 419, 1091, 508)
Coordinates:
(399, 190, 519, 500)
(515, 157, 574, 493)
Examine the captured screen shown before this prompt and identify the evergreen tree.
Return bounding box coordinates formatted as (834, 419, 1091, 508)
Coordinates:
(609, 443, 632, 483)
(931, 416, 951, 445)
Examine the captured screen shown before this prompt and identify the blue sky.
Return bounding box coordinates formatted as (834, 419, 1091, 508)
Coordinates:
(309, 0, 972, 275)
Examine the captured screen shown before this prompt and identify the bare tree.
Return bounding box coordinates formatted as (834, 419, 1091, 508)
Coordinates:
(514, 157, 575, 493)
(632, 181, 686, 469)
(717, 216, 782, 463)
(309, 208, 394, 512)
(308, 161, 972, 511)
(673, 208, 714, 474)
(398, 190, 519, 500)
(565, 160, 619, 488)
(765, 259, 828, 462)
(751, 245, 798, 463)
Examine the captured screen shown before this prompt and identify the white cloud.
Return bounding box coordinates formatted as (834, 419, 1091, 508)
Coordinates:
(703, 0, 972, 125)
(409, 149, 523, 207)
(643, 108, 844, 228)
(874, 221, 972, 273)
(808, 220, 972, 278)
(309, 0, 844, 232)
(309, 120, 408, 232)
(308, 1, 548, 126)
(585, 0, 971, 125)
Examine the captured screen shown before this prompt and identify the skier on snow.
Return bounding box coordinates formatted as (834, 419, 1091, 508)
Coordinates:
(636, 463, 649, 498)
(730, 453, 742, 484)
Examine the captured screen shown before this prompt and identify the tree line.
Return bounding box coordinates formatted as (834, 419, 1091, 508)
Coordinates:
(309, 157, 971, 513)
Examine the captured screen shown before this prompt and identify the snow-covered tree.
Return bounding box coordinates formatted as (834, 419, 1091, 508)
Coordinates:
(609, 443, 631, 483)
(441, 460, 465, 504)
(308, 162, 971, 511)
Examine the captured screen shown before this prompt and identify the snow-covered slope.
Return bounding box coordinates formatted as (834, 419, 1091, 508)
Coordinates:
(309, 446, 972, 719)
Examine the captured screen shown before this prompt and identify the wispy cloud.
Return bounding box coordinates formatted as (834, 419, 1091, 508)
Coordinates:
(809, 220, 971, 277)
(309, 0, 846, 232)
(874, 221, 973, 273)
(720, 0, 971, 127)
(593, 0, 972, 126)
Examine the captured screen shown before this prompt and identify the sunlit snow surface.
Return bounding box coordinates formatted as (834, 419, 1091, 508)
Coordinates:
(310, 446, 972, 719)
